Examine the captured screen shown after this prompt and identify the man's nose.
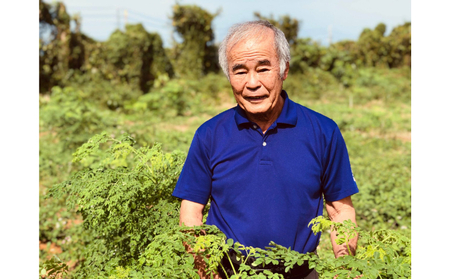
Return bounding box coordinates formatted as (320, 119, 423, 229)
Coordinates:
(245, 71, 261, 90)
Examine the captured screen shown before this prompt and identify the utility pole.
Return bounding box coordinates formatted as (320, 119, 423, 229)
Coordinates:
(124, 9, 128, 27)
(328, 24, 333, 45)
(117, 7, 120, 30)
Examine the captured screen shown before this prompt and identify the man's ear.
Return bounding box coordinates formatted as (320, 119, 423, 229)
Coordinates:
(282, 62, 289, 81)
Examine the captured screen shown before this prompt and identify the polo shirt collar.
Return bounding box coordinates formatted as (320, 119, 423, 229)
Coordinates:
(234, 90, 298, 127)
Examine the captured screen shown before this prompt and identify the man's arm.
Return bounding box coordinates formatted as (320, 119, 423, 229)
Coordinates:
(179, 200, 220, 279)
(180, 199, 205, 226)
(325, 196, 358, 258)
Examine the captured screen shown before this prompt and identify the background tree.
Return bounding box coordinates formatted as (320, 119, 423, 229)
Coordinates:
(384, 22, 411, 68)
(39, 0, 71, 92)
(375, 22, 387, 36)
(356, 23, 389, 67)
(289, 38, 326, 74)
(102, 24, 174, 93)
(170, 4, 220, 78)
(254, 12, 301, 45)
(39, 1, 174, 95)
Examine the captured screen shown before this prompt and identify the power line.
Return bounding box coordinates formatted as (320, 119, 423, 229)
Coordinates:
(73, 11, 117, 15)
(67, 6, 171, 30)
(126, 16, 169, 28)
(126, 9, 169, 26)
(66, 6, 115, 10)
(78, 14, 117, 19)
(67, 5, 167, 25)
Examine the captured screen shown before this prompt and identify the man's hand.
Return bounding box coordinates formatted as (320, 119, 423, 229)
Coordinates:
(325, 196, 358, 258)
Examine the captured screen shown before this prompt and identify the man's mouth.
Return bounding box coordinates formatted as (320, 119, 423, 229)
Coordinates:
(244, 96, 267, 102)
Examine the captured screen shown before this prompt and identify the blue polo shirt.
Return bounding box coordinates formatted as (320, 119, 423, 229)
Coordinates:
(172, 91, 358, 253)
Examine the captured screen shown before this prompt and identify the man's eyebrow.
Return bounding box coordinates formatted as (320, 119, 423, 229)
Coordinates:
(231, 60, 271, 72)
(232, 63, 245, 72)
(257, 59, 271, 66)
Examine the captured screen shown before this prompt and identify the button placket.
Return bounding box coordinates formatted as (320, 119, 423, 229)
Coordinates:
(260, 131, 270, 161)
(262, 130, 270, 147)
(260, 124, 275, 161)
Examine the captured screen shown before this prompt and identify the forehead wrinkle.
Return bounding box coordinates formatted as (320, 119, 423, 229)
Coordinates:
(226, 28, 276, 59)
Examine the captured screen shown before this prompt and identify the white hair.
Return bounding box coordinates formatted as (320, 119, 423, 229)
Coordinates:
(218, 20, 291, 80)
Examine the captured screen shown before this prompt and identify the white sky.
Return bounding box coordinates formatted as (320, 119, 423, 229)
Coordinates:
(46, 0, 411, 47)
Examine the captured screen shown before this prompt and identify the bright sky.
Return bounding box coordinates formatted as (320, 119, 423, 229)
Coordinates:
(47, 0, 411, 47)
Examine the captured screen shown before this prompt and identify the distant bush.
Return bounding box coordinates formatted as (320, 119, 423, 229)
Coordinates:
(283, 69, 340, 100)
(290, 38, 326, 74)
(352, 67, 411, 103)
(126, 73, 231, 117)
(126, 79, 189, 116)
(288, 22, 411, 87)
(39, 86, 117, 149)
(65, 73, 142, 111)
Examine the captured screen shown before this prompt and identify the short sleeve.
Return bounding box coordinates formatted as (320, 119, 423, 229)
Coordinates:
(172, 130, 212, 205)
(321, 126, 359, 202)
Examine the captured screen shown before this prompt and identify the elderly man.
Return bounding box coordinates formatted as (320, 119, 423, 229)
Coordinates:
(172, 20, 358, 279)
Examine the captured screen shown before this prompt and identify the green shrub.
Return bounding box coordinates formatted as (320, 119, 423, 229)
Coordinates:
(47, 133, 185, 277)
(284, 69, 341, 101)
(290, 38, 326, 74)
(65, 73, 142, 111)
(42, 132, 411, 278)
(126, 79, 188, 116)
(345, 133, 411, 231)
(40, 86, 117, 149)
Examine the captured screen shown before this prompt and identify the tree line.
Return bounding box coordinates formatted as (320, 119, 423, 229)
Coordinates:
(39, 0, 411, 93)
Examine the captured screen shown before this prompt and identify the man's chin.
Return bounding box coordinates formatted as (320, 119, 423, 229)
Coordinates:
(244, 108, 272, 121)
(243, 105, 268, 115)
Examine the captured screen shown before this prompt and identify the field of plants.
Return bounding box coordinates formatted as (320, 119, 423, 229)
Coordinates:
(39, 1, 411, 278)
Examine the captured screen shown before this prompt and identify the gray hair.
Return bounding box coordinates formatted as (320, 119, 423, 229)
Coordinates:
(218, 20, 291, 80)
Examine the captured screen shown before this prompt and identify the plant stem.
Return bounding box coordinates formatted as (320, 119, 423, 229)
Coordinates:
(218, 262, 230, 279)
(226, 252, 237, 276)
(346, 238, 351, 256)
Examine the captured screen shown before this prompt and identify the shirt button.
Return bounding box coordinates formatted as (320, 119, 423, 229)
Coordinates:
(253, 125, 257, 129)
(262, 142, 267, 146)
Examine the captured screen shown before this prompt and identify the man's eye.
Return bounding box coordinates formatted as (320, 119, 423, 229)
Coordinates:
(235, 72, 246, 75)
(258, 68, 269, 72)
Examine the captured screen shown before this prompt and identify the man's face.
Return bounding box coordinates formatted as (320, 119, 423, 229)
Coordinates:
(227, 31, 288, 121)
